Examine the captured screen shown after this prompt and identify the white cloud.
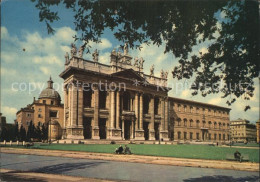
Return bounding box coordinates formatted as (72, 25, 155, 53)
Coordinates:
(208, 97, 222, 105)
(89, 38, 112, 51)
(1, 26, 9, 39)
(1, 67, 17, 76)
(32, 55, 62, 66)
(2, 106, 18, 117)
(99, 52, 110, 64)
(40, 66, 51, 75)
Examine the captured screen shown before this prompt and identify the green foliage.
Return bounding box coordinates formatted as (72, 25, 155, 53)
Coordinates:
(31, 0, 259, 110)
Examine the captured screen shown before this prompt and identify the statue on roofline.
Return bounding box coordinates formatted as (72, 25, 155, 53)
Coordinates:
(92, 49, 99, 62)
(139, 57, 145, 69)
(164, 70, 168, 79)
(123, 42, 128, 55)
(65, 52, 69, 64)
(160, 69, 164, 78)
(71, 43, 77, 57)
(134, 57, 139, 67)
(78, 46, 84, 58)
(150, 64, 154, 76)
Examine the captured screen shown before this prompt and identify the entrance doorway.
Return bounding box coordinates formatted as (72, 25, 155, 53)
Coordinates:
(143, 122, 149, 140)
(83, 117, 92, 139)
(154, 123, 160, 140)
(202, 129, 208, 141)
(99, 118, 106, 139)
(124, 121, 131, 140)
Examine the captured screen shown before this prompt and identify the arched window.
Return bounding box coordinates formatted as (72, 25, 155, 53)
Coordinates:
(196, 120, 200, 127)
(177, 118, 181, 126)
(208, 121, 212, 128)
(214, 122, 217, 128)
(190, 119, 193, 127)
(184, 119, 187, 127)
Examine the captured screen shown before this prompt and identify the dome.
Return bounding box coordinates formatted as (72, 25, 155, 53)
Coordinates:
(39, 77, 61, 100)
(39, 88, 61, 100)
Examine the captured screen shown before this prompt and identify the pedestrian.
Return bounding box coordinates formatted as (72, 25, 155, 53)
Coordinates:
(124, 145, 132, 154)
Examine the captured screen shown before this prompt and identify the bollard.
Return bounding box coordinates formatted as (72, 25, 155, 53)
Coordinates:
(17, 141, 19, 146)
(22, 141, 25, 146)
(10, 141, 12, 146)
(4, 140, 6, 146)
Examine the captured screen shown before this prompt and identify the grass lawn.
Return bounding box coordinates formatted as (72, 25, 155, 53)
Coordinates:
(2, 143, 259, 163)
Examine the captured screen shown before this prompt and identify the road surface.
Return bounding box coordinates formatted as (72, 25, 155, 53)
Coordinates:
(1, 153, 259, 182)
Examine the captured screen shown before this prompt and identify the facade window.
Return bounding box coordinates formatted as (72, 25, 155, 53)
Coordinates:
(196, 107, 199, 113)
(178, 132, 181, 140)
(38, 114, 42, 118)
(196, 133, 199, 140)
(214, 122, 217, 129)
(190, 106, 193, 113)
(43, 100, 46, 104)
(38, 122, 42, 127)
(26, 121, 29, 125)
(209, 133, 211, 140)
(208, 109, 211, 115)
(51, 101, 54, 105)
(202, 121, 206, 127)
(178, 104, 181, 112)
(223, 134, 225, 140)
(50, 111, 58, 118)
(214, 110, 216, 116)
(214, 134, 217, 140)
(184, 119, 187, 127)
(203, 108, 205, 114)
(190, 132, 193, 140)
(190, 120, 193, 127)
(219, 134, 221, 140)
(208, 121, 212, 128)
(184, 132, 187, 140)
(184, 105, 187, 112)
(38, 108, 42, 112)
(196, 120, 200, 128)
(27, 113, 31, 117)
(178, 119, 181, 126)
(219, 123, 221, 129)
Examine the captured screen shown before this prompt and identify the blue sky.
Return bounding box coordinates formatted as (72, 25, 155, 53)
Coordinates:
(1, 0, 259, 123)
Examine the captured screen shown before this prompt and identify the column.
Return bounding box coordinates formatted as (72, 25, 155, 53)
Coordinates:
(135, 93, 139, 130)
(131, 119, 134, 139)
(116, 91, 120, 129)
(149, 95, 155, 140)
(63, 86, 68, 128)
(122, 118, 125, 139)
(78, 85, 83, 127)
(110, 91, 115, 128)
(139, 93, 143, 130)
(92, 86, 100, 139)
(66, 82, 84, 139)
(165, 98, 169, 131)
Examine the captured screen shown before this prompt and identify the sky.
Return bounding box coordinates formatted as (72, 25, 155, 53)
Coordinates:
(1, 0, 259, 124)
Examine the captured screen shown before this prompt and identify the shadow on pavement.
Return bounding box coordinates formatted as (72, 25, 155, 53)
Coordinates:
(184, 175, 259, 182)
(0, 172, 46, 182)
(32, 161, 107, 174)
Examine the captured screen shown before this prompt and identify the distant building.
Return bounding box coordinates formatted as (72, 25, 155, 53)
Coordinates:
(16, 77, 64, 140)
(230, 119, 256, 142)
(168, 97, 230, 142)
(256, 119, 260, 143)
(0, 113, 7, 136)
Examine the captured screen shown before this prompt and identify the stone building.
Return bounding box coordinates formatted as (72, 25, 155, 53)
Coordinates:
(16, 77, 64, 139)
(168, 97, 230, 142)
(230, 118, 257, 142)
(60, 44, 231, 142)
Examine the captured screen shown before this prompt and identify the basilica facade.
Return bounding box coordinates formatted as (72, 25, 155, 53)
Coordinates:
(60, 44, 231, 142)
